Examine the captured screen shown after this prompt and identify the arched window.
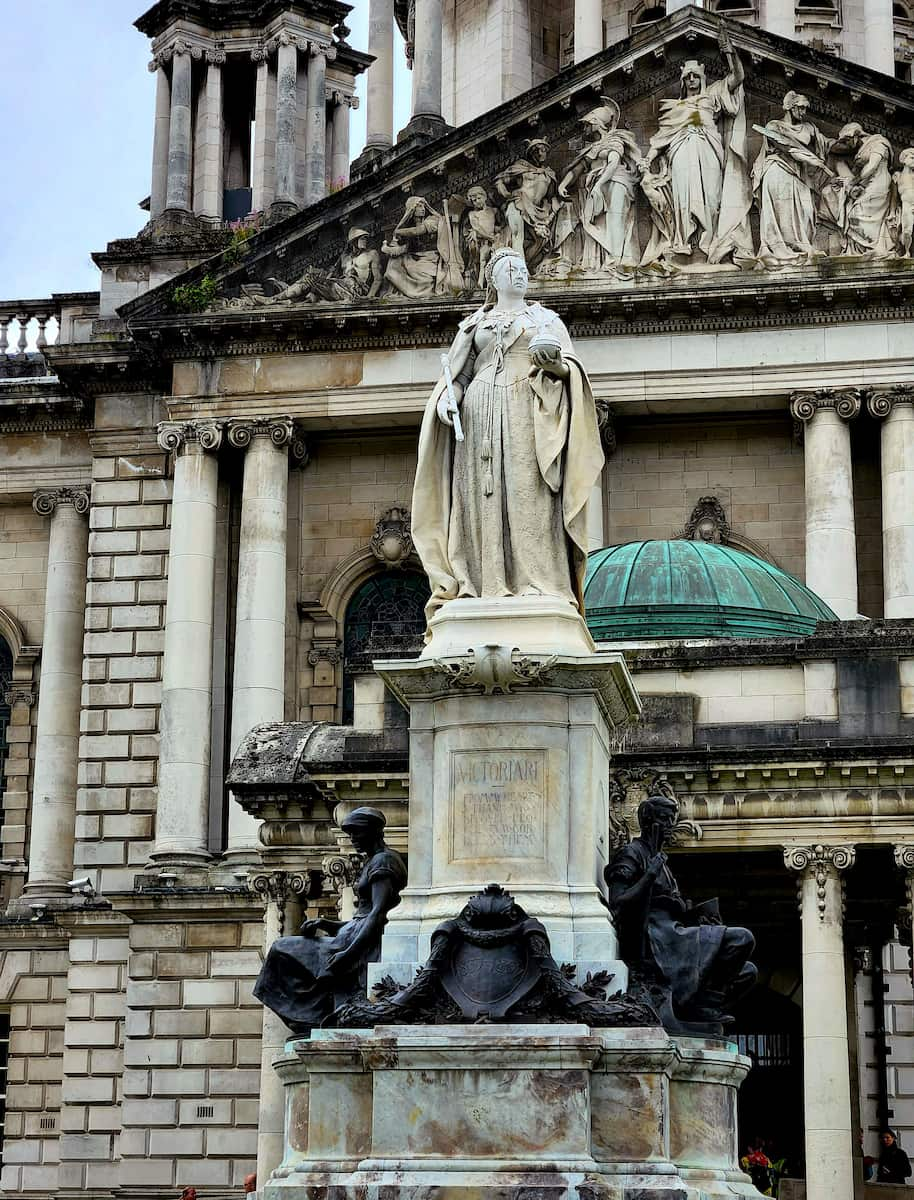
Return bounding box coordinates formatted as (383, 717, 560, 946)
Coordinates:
(342, 572, 430, 724)
(715, 0, 754, 12)
(894, 1, 911, 19)
(633, 3, 666, 23)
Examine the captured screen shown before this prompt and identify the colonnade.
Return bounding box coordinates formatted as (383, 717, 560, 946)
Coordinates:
(791, 386, 914, 620)
(150, 38, 354, 222)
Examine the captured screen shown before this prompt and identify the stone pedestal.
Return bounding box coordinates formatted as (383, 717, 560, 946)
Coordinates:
(373, 599, 640, 977)
(264, 1026, 762, 1200)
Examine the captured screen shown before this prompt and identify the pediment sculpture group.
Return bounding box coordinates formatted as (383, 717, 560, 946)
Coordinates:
(242, 28, 914, 309)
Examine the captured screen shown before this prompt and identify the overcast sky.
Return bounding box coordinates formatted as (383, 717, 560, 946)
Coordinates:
(0, 0, 410, 302)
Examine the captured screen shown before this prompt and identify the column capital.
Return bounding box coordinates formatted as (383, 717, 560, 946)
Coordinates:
(32, 486, 89, 517)
(4, 686, 35, 709)
(205, 47, 227, 65)
(157, 419, 225, 454)
(250, 870, 310, 934)
(308, 40, 336, 61)
(329, 88, 359, 109)
(895, 843, 914, 872)
(790, 388, 862, 423)
(151, 38, 204, 69)
(784, 843, 856, 919)
(867, 385, 914, 419)
(226, 416, 307, 462)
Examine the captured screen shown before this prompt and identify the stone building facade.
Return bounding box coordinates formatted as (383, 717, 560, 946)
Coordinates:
(4, 0, 914, 1197)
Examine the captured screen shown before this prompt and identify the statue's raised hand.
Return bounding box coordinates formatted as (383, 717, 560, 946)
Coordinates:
(718, 24, 733, 53)
(531, 344, 569, 379)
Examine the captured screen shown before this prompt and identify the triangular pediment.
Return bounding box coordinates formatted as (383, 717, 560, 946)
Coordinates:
(123, 5, 914, 352)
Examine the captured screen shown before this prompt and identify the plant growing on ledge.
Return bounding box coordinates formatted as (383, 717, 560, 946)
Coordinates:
(222, 225, 255, 267)
(171, 274, 218, 313)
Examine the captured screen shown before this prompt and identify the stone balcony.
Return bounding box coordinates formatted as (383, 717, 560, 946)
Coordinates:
(0, 292, 99, 380)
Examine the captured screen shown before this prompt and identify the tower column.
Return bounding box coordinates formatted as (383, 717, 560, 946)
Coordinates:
(330, 92, 353, 188)
(305, 44, 332, 206)
(273, 37, 300, 215)
(864, 0, 895, 73)
(868, 387, 914, 617)
(791, 389, 861, 619)
(165, 47, 194, 212)
(759, 0, 795, 38)
(198, 48, 226, 221)
(150, 420, 223, 867)
(574, 0, 603, 62)
(784, 845, 856, 1200)
(149, 61, 171, 219)
(366, 0, 395, 147)
(21, 488, 89, 900)
(412, 0, 443, 119)
(226, 418, 296, 861)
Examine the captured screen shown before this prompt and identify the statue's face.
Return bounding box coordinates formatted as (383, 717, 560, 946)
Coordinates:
(646, 800, 678, 843)
(492, 254, 529, 296)
(786, 98, 809, 122)
(345, 825, 377, 853)
(468, 189, 487, 210)
(413, 201, 427, 218)
(683, 70, 702, 95)
(530, 143, 547, 165)
(901, 149, 914, 169)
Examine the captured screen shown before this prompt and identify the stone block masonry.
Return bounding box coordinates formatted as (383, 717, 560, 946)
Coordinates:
(77, 453, 171, 894)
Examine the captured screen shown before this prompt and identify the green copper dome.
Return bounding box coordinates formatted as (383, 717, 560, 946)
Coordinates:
(584, 541, 837, 640)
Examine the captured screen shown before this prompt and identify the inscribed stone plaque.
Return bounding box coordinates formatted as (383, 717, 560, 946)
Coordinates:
(449, 749, 547, 862)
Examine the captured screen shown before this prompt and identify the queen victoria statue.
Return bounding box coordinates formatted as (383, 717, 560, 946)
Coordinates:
(411, 247, 604, 626)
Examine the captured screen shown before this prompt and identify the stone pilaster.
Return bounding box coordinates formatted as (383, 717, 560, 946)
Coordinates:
(250, 871, 308, 1186)
(574, 0, 603, 62)
(273, 35, 300, 216)
(784, 844, 856, 1200)
(165, 46, 194, 212)
(225, 418, 302, 862)
(22, 487, 90, 901)
(305, 44, 333, 206)
(790, 388, 861, 619)
(868, 386, 914, 617)
(251, 46, 276, 213)
(895, 845, 914, 969)
(149, 61, 171, 219)
(366, 0, 395, 148)
(197, 49, 226, 221)
(330, 91, 354, 189)
(149, 420, 223, 869)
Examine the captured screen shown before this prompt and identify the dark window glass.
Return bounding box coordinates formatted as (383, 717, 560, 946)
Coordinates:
(342, 573, 430, 723)
(635, 4, 666, 21)
(0, 1010, 11, 1158)
(736, 1032, 793, 1069)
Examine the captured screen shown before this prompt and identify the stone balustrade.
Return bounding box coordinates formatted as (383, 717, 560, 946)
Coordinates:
(0, 300, 60, 363)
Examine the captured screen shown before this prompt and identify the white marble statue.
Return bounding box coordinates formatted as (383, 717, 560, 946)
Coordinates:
(382, 196, 464, 298)
(495, 140, 564, 271)
(894, 147, 914, 256)
(557, 100, 643, 274)
(752, 92, 832, 267)
(411, 247, 604, 622)
(836, 123, 895, 257)
(640, 26, 752, 267)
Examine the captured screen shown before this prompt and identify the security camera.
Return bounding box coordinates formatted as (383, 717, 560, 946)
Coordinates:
(66, 877, 96, 897)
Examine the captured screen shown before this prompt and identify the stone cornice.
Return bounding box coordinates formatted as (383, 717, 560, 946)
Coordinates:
(44, 340, 168, 400)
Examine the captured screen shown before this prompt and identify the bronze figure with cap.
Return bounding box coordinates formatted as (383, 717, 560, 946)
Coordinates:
(253, 807, 406, 1034)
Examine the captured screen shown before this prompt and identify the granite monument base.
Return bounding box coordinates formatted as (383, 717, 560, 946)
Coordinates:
(264, 1025, 763, 1200)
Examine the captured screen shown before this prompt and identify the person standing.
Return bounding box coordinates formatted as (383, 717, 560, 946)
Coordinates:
(878, 1129, 912, 1183)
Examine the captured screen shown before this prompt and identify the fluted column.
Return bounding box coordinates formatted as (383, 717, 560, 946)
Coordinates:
(198, 49, 226, 221)
(784, 844, 856, 1200)
(166, 46, 194, 212)
(864, 0, 895, 73)
(574, 0, 603, 62)
(273, 36, 299, 214)
(251, 871, 308, 1186)
(305, 44, 332, 206)
(226, 418, 298, 860)
(149, 61, 171, 219)
(366, 0, 395, 147)
(330, 92, 353, 189)
(22, 488, 89, 899)
(760, 0, 795, 38)
(412, 0, 443, 119)
(150, 421, 223, 867)
(791, 389, 861, 619)
(868, 387, 914, 617)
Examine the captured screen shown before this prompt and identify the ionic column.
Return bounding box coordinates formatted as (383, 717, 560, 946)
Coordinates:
(366, 0, 395, 147)
(305, 44, 331, 206)
(166, 46, 194, 212)
(784, 844, 856, 1200)
(251, 48, 273, 213)
(330, 93, 353, 189)
(22, 488, 89, 899)
(226, 418, 297, 860)
(760, 0, 796, 38)
(864, 0, 895, 74)
(274, 36, 300, 212)
(412, 0, 443, 119)
(149, 60, 171, 219)
(150, 421, 223, 867)
(574, 0, 603, 60)
(251, 872, 307, 1184)
(868, 387, 914, 617)
(791, 389, 861, 619)
(198, 49, 226, 221)
(894, 845, 914, 966)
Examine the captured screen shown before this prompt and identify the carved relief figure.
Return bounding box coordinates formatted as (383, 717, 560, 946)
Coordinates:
(495, 139, 563, 270)
(252, 807, 406, 1034)
(640, 26, 752, 267)
(753, 92, 833, 267)
(411, 247, 604, 622)
(462, 185, 503, 289)
(893, 147, 914, 256)
(836, 123, 895, 257)
(605, 792, 757, 1036)
(248, 227, 382, 306)
(382, 196, 464, 298)
(557, 100, 643, 274)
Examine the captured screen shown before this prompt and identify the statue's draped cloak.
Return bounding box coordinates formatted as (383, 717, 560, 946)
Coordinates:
(412, 303, 604, 622)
